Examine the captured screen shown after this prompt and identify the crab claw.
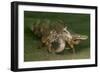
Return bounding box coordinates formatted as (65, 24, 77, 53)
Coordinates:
(75, 35, 88, 40)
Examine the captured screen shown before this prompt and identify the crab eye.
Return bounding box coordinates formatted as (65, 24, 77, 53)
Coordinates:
(73, 39, 77, 41)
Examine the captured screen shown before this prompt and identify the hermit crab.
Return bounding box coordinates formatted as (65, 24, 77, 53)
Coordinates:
(32, 19, 88, 54)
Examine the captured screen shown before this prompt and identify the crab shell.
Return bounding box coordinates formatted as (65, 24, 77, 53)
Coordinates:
(54, 38, 66, 53)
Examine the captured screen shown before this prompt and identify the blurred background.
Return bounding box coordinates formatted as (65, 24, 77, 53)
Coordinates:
(24, 11, 90, 62)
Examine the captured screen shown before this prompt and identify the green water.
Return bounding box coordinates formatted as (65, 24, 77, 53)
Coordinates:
(24, 11, 90, 61)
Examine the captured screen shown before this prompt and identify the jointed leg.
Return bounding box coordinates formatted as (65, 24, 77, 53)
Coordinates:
(67, 41, 76, 55)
